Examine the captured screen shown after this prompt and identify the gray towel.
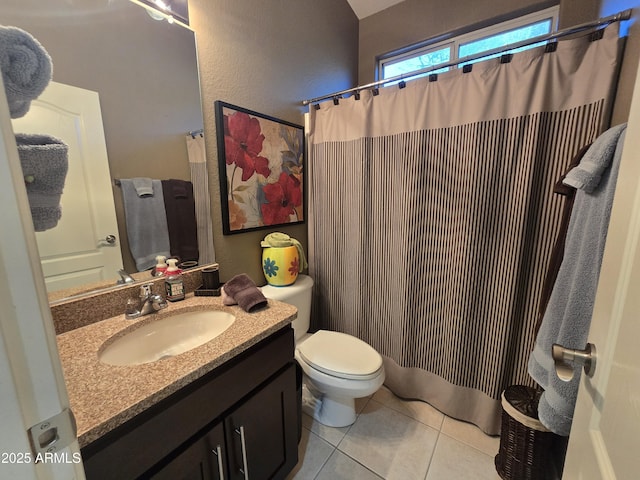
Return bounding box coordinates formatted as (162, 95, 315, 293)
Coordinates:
(120, 179, 171, 271)
(132, 177, 153, 197)
(16, 133, 68, 232)
(563, 125, 626, 193)
(528, 123, 627, 436)
(0, 26, 52, 119)
(223, 274, 268, 312)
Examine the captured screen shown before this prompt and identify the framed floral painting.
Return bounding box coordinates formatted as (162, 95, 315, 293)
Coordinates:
(215, 101, 305, 235)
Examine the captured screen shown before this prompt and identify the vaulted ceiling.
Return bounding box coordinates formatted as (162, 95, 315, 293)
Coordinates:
(346, 0, 406, 19)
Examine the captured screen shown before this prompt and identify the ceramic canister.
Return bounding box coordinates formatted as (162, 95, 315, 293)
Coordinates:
(262, 245, 299, 286)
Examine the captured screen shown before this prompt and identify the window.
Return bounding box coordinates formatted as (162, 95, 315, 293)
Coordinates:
(378, 7, 558, 83)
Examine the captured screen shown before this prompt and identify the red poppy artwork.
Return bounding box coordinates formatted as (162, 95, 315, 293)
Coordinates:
(215, 101, 304, 234)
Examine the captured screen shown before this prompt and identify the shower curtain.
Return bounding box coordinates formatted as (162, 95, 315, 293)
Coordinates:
(308, 25, 620, 435)
(186, 133, 216, 265)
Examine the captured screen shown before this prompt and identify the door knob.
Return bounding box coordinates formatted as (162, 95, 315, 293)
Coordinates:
(552, 343, 596, 382)
(99, 234, 117, 246)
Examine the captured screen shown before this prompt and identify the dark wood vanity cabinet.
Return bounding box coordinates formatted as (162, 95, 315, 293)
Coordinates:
(150, 365, 297, 480)
(81, 326, 299, 480)
(149, 423, 226, 480)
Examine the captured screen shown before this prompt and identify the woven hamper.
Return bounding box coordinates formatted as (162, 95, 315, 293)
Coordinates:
(495, 385, 568, 480)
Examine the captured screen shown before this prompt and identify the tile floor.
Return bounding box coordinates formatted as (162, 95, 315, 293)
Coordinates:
(287, 386, 502, 480)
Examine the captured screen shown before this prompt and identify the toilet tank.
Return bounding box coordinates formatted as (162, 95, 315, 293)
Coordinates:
(261, 274, 313, 341)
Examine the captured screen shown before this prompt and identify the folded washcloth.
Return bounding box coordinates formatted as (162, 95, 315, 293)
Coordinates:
(131, 177, 154, 197)
(0, 26, 52, 119)
(563, 124, 627, 192)
(222, 273, 268, 312)
(16, 133, 69, 232)
(260, 232, 308, 271)
(221, 286, 234, 306)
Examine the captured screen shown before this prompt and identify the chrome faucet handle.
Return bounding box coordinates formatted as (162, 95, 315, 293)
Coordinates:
(151, 294, 168, 311)
(125, 283, 166, 319)
(117, 269, 136, 285)
(139, 283, 153, 298)
(125, 298, 141, 319)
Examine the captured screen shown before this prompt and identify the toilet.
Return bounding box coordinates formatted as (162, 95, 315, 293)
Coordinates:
(262, 275, 385, 427)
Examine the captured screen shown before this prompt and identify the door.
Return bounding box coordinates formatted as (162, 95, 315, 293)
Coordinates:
(150, 423, 227, 480)
(0, 77, 84, 478)
(562, 60, 640, 478)
(225, 365, 298, 480)
(11, 81, 123, 292)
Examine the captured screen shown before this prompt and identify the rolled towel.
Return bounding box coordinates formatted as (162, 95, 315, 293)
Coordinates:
(221, 286, 235, 306)
(16, 133, 69, 232)
(0, 26, 52, 119)
(223, 274, 268, 312)
(260, 232, 308, 271)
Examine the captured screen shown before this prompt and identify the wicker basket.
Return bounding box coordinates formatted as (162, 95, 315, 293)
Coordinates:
(495, 385, 567, 480)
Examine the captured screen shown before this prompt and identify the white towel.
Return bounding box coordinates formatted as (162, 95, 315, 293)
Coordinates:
(528, 124, 627, 436)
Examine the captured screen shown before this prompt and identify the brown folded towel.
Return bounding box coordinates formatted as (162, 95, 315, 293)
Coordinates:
(223, 274, 267, 312)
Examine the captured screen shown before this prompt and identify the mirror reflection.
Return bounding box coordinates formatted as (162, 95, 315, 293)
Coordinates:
(1, 0, 205, 299)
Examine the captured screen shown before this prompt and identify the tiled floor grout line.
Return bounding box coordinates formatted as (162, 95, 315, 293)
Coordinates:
(309, 428, 333, 480)
(326, 395, 386, 479)
(439, 430, 498, 458)
(422, 429, 443, 480)
(335, 447, 384, 479)
(339, 395, 443, 480)
(368, 394, 446, 432)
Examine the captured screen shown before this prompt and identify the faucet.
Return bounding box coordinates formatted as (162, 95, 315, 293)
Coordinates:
(125, 283, 168, 319)
(117, 269, 136, 285)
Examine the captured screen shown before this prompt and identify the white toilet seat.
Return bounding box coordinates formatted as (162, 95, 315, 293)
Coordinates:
(296, 330, 383, 380)
(295, 330, 385, 427)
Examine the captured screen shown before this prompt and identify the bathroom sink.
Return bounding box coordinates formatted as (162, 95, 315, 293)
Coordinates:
(99, 311, 235, 366)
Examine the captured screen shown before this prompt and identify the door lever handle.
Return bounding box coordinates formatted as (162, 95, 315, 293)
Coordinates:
(552, 343, 596, 382)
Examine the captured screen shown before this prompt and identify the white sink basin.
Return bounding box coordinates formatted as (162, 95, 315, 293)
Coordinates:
(99, 310, 235, 366)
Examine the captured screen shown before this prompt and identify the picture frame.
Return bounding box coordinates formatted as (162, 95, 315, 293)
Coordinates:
(215, 101, 305, 235)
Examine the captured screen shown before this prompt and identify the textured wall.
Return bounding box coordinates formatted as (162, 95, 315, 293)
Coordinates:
(599, 0, 640, 125)
(189, 0, 359, 284)
(558, 0, 600, 27)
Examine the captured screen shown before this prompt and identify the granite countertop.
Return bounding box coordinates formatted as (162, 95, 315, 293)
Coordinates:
(56, 294, 297, 448)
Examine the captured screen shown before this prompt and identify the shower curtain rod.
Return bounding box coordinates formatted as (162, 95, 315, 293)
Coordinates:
(302, 9, 632, 106)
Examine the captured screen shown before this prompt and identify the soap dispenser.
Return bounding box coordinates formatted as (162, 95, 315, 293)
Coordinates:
(164, 258, 185, 301)
(154, 255, 167, 276)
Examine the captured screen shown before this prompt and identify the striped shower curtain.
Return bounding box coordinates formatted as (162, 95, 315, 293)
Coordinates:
(308, 25, 620, 435)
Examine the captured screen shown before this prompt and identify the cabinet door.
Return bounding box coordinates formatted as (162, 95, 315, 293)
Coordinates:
(225, 364, 298, 480)
(150, 422, 227, 480)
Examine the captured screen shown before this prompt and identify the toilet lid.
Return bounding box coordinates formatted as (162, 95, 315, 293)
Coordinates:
(297, 330, 383, 379)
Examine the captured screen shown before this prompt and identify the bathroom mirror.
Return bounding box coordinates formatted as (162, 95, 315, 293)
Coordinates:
(1, 0, 205, 300)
